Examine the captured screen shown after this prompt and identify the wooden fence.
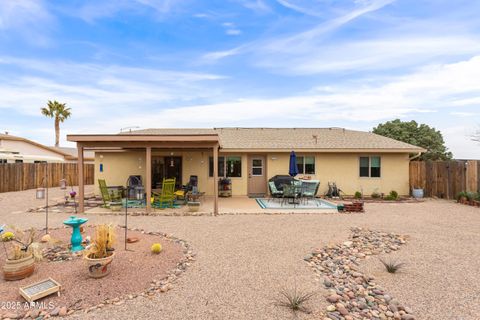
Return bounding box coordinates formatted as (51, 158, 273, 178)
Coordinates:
(0, 163, 94, 193)
(409, 160, 479, 199)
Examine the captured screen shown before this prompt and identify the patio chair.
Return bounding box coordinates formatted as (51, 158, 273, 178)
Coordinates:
(282, 184, 299, 207)
(268, 181, 283, 198)
(301, 180, 320, 205)
(98, 179, 122, 208)
(153, 178, 176, 209)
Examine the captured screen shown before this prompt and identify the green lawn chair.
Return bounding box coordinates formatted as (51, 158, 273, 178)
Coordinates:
(153, 178, 176, 209)
(98, 179, 122, 208)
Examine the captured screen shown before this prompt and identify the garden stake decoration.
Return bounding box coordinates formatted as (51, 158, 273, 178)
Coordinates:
(124, 178, 132, 252)
(35, 164, 49, 234)
(66, 174, 77, 214)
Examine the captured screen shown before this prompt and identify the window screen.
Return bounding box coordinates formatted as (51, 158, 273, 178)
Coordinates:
(370, 156, 381, 177)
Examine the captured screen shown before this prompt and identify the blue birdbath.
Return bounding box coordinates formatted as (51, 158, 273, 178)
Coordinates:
(63, 216, 88, 252)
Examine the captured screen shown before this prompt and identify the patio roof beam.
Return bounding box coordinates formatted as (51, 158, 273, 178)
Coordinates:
(213, 143, 219, 216)
(77, 143, 85, 214)
(146, 147, 152, 213)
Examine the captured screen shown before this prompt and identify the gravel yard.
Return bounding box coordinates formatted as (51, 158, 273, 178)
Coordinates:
(1, 196, 479, 320)
(0, 227, 183, 314)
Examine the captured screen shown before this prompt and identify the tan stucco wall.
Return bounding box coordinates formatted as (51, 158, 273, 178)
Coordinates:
(94, 150, 239, 195)
(94, 150, 410, 196)
(266, 152, 410, 196)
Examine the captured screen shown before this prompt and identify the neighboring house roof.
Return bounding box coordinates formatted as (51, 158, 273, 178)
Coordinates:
(0, 133, 93, 160)
(124, 127, 425, 152)
(52, 147, 95, 160)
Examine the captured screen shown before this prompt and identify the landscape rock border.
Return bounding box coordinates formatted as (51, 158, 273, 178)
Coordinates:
(305, 227, 415, 320)
(0, 226, 195, 320)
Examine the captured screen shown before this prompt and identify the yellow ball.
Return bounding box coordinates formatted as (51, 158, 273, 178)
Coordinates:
(151, 243, 162, 254)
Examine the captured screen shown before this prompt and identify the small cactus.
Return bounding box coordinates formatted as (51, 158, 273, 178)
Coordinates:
(151, 243, 162, 254)
(1, 232, 15, 242)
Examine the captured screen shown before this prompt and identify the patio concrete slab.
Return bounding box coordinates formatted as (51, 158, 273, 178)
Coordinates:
(84, 196, 339, 215)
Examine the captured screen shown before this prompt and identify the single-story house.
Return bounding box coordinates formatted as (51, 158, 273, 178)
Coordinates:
(67, 127, 425, 215)
(0, 133, 94, 163)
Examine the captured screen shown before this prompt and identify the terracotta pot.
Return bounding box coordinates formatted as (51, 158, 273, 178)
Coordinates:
(3, 254, 35, 281)
(84, 252, 115, 278)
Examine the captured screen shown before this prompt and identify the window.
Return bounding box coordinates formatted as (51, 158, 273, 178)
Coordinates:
(296, 156, 315, 174)
(359, 156, 381, 177)
(226, 156, 242, 177)
(251, 158, 263, 176)
(15, 160, 23, 163)
(0, 159, 6, 164)
(209, 157, 225, 177)
(209, 156, 242, 177)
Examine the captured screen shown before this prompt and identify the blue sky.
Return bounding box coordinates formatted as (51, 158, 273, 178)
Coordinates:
(1, 0, 480, 158)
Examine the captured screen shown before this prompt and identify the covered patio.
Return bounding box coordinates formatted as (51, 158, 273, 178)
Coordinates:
(67, 132, 221, 215)
(82, 195, 339, 215)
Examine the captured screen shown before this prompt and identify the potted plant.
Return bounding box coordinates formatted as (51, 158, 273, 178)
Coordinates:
(1, 227, 42, 281)
(84, 224, 116, 278)
(456, 191, 467, 204)
(187, 201, 201, 212)
(466, 192, 476, 206)
(411, 187, 424, 199)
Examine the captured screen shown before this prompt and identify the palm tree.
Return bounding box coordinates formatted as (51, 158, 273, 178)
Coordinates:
(41, 100, 72, 147)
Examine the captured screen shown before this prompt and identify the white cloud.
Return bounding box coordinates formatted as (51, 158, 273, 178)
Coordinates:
(226, 29, 242, 35)
(70, 0, 184, 22)
(443, 125, 480, 159)
(256, 35, 480, 75)
(2, 55, 480, 157)
(238, 0, 271, 13)
(275, 0, 323, 17)
(202, 0, 395, 63)
(0, 57, 226, 119)
(0, 0, 54, 45)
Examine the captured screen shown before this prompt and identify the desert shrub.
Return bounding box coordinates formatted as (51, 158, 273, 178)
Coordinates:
(456, 191, 467, 201)
(384, 190, 399, 200)
(465, 192, 477, 201)
(380, 258, 405, 273)
(371, 192, 381, 199)
(275, 285, 315, 313)
(354, 191, 362, 199)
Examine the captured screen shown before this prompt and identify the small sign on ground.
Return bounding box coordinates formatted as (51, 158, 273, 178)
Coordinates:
(19, 278, 62, 302)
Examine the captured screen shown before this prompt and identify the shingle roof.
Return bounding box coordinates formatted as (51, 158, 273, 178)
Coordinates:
(125, 127, 424, 152)
(120, 128, 217, 135)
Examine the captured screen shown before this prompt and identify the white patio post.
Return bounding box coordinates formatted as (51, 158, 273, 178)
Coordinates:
(213, 143, 219, 216)
(78, 144, 85, 213)
(146, 147, 152, 213)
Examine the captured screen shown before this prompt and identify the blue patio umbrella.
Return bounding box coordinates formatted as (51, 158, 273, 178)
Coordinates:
(289, 151, 299, 177)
